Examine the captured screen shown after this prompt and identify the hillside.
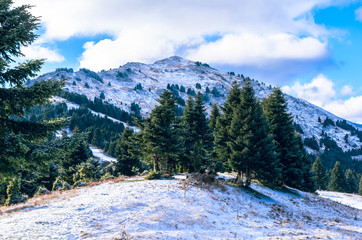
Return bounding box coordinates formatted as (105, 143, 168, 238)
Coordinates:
(1, 176, 361, 239)
(35, 56, 362, 155)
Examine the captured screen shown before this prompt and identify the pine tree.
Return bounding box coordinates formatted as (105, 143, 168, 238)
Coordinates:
(228, 80, 279, 187)
(359, 176, 362, 195)
(345, 169, 358, 193)
(312, 157, 327, 190)
(209, 103, 220, 132)
(140, 90, 184, 174)
(181, 93, 212, 172)
(0, 0, 65, 178)
(115, 128, 138, 176)
(328, 161, 347, 192)
(262, 87, 313, 190)
(213, 81, 241, 171)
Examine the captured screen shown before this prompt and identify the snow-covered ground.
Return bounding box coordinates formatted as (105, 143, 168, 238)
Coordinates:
(318, 190, 362, 210)
(1, 177, 361, 239)
(90, 146, 117, 163)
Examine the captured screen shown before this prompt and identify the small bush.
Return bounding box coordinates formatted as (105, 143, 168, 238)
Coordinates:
(145, 171, 161, 180)
(34, 186, 50, 197)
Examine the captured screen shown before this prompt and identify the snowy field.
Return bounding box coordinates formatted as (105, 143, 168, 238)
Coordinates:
(0, 177, 361, 239)
(318, 190, 362, 210)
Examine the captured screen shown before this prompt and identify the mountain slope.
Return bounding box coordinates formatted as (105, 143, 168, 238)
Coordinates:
(0, 177, 361, 239)
(35, 56, 362, 155)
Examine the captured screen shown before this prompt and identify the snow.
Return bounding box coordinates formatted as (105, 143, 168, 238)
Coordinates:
(90, 146, 117, 163)
(318, 190, 362, 210)
(1, 177, 361, 239)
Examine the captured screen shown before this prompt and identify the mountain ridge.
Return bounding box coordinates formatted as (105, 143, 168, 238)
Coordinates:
(34, 56, 362, 155)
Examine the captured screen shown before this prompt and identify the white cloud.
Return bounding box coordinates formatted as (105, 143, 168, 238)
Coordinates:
(283, 75, 362, 123)
(324, 97, 362, 124)
(186, 33, 327, 66)
(21, 45, 65, 63)
(15, 0, 343, 70)
(341, 85, 354, 96)
(355, 6, 362, 22)
(282, 74, 336, 107)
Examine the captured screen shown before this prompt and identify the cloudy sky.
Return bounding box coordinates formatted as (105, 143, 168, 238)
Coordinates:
(16, 0, 362, 123)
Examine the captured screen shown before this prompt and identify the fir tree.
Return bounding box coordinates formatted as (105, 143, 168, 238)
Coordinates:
(312, 157, 327, 190)
(181, 93, 212, 172)
(345, 169, 358, 193)
(328, 161, 347, 192)
(213, 81, 241, 171)
(359, 176, 362, 195)
(262, 87, 313, 191)
(115, 128, 138, 176)
(140, 90, 184, 174)
(228, 80, 279, 187)
(209, 103, 220, 132)
(0, 0, 65, 178)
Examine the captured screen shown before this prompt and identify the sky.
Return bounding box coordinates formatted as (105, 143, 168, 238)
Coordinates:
(15, 0, 362, 124)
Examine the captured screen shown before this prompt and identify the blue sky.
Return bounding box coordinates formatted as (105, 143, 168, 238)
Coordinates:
(16, 0, 362, 123)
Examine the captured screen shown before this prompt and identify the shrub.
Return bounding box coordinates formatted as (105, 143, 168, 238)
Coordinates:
(145, 171, 161, 180)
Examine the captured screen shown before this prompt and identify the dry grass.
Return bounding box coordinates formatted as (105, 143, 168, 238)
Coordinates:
(0, 176, 132, 216)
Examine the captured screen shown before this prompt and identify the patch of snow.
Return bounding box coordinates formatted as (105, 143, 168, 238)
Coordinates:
(90, 146, 117, 163)
(318, 191, 362, 210)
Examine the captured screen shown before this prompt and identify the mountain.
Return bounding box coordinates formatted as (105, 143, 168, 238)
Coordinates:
(34, 56, 362, 163)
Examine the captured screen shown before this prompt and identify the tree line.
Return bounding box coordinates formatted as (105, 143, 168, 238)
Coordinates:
(115, 80, 315, 191)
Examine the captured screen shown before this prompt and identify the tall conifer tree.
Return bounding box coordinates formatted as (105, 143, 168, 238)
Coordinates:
(181, 93, 212, 172)
(328, 161, 347, 192)
(312, 157, 327, 190)
(262, 87, 313, 191)
(228, 80, 279, 187)
(213, 81, 241, 171)
(140, 90, 183, 174)
(0, 0, 64, 178)
(115, 127, 138, 176)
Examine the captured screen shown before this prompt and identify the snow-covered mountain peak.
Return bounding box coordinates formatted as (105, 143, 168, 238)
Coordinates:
(34, 56, 362, 154)
(153, 56, 194, 67)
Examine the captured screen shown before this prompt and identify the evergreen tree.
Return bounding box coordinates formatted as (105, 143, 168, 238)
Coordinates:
(312, 157, 327, 190)
(262, 87, 313, 190)
(228, 80, 280, 187)
(181, 93, 212, 172)
(213, 81, 241, 171)
(345, 169, 358, 193)
(91, 128, 104, 148)
(115, 128, 138, 176)
(0, 0, 65, 178)
(328, 161, 347, 192)
(140, 90, 184, 174)
(359, 176, 362, 195)
(209, 103, 220, 132)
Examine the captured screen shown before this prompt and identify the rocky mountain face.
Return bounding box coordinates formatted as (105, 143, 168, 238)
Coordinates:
(35, 56, 362, 156)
